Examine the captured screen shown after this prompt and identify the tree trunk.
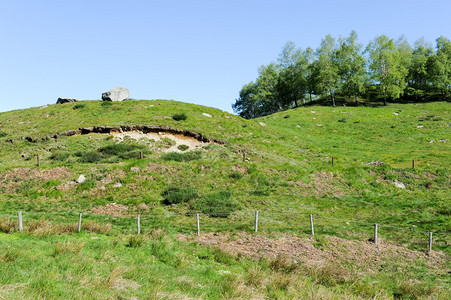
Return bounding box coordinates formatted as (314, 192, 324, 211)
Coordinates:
(331, 92, 335, 107)
(383, 88, 387, 106)
(355, 94, 359, 106)
(309, 93, 312, 103)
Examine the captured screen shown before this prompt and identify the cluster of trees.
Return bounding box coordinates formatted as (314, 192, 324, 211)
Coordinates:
(232, 32, 451, 119)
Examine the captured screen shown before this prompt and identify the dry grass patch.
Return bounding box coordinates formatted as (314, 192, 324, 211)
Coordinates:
(0, 217, 18, 233)
(52, 240, 85, 256)
(82, 221, 112, 234)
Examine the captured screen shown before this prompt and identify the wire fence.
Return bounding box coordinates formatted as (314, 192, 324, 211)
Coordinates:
(1, 209, 450, 253)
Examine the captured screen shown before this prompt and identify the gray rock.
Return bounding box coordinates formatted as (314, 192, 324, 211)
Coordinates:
(202, 113, 212, 118)
(77, 175, 86, 183)
(394, 181, 406, 189)
(102, 87, 130, 102)
(57, 98, 79, 104)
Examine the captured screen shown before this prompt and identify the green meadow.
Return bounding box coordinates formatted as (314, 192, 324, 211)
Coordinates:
(0, 100, 449, 299)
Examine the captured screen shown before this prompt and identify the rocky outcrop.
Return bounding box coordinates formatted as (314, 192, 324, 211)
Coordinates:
(10, 125, 225, 145)
(57, 98, 79, 104)
(48, 125, 225, 144)
(101, 87, 130, 102)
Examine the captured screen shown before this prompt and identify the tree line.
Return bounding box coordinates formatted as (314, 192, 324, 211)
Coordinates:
(232, 31, 451, 119)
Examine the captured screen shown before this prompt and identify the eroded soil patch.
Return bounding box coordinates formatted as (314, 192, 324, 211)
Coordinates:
(177, 232, 448, 274)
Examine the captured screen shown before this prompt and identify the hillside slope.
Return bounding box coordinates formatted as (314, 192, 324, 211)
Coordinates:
(0, 100, 449, 299)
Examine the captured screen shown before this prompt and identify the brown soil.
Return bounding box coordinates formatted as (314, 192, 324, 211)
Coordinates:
(288, 171, 346, 197)
(2, 167, 70, 181)
(91, 203, 130, 217)
(177, 232, 448, 274)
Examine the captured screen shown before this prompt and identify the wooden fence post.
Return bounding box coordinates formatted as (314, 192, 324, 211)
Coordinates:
(374, 224, 378, 245)
(428, 232, 432, 252)
(412, 159, 415, 170)
(37, 154, 40, 167)
(18, 211, 23, 232)
(137, 214, 141, 234)
(332, 156, 335, 166)
(310, 214, 314, 236)
(243, 151, 246, 162)
(78, 213, 82, 233)
(254, 211, 259, 232)
(196, 214, 200, 236)
(140, 151, 143, 160)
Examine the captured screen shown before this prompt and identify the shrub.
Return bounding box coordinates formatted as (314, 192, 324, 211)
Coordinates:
(126, 235, 144, 248)
(228, 171, 243, 180)
(75, 143, 150, 163)
(177, 144, 189, 151)
(162, 185, 198, 205)
(191, 191, 238, 217)
(172, 113, 187, 121)
(99, 143, 148, 158)
(50, 151, 70, 161)
(0, 217, 17, 233)
(73, 103, 86, 110)
(101, 101, 113, 108)
(76, 151, 105, 163)
(0, 132, 8, 138)
(161, 151, 202, 162)
(42, 179, 61, 188)
(76, 179, 97, 192)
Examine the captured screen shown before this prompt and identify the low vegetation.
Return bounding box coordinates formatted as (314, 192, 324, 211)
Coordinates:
(0, 99, 449, 298)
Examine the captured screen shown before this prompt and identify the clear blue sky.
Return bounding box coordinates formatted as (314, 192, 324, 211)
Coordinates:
(1, 0, 450, 113)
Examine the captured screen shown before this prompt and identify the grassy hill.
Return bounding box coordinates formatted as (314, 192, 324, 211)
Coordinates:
(0, 100, 449, 299)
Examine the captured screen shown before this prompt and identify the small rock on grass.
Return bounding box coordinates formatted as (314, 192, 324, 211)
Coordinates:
(202, 113, 212, 118)
(394, 181, 406, 189)
(77, 175, 86, 183)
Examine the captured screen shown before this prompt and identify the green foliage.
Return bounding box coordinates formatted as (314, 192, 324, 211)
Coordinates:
(177, 144, 189, 151)
(72, 103, 86, 110)
(228, 171, 243, 180)
(161, 151, 202, 162)
(172, 113, 187, 121)
(50, 151, 70, 161)
(191, 191, 238, 217)
(71, 142, 151, 163)
(42, 180, 61, 188)
(100, 101, 113, 108)
(126, 235, 144, 248)
(233, 32, 450, 118)
(161, 185, 198, 205)
(76, 179, 97, 192)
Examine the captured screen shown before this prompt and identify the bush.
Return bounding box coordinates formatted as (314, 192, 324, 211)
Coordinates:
(228, 171, 243, 180)
(172, 113, 187, 121)
(73, 103, 86, 110)
(76, 151, 105, 163)
(161, 151, 202, 162)
(162, 185, 198, 205)
(101, 101, 113, 108)
(0, 132, 8, 138)
(177, 144, 189, 151)
(75, 142, 151, 163)
(191, 191, 238, 217)
(76, 179, 97, 192)
(49, 151, 70, 161)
